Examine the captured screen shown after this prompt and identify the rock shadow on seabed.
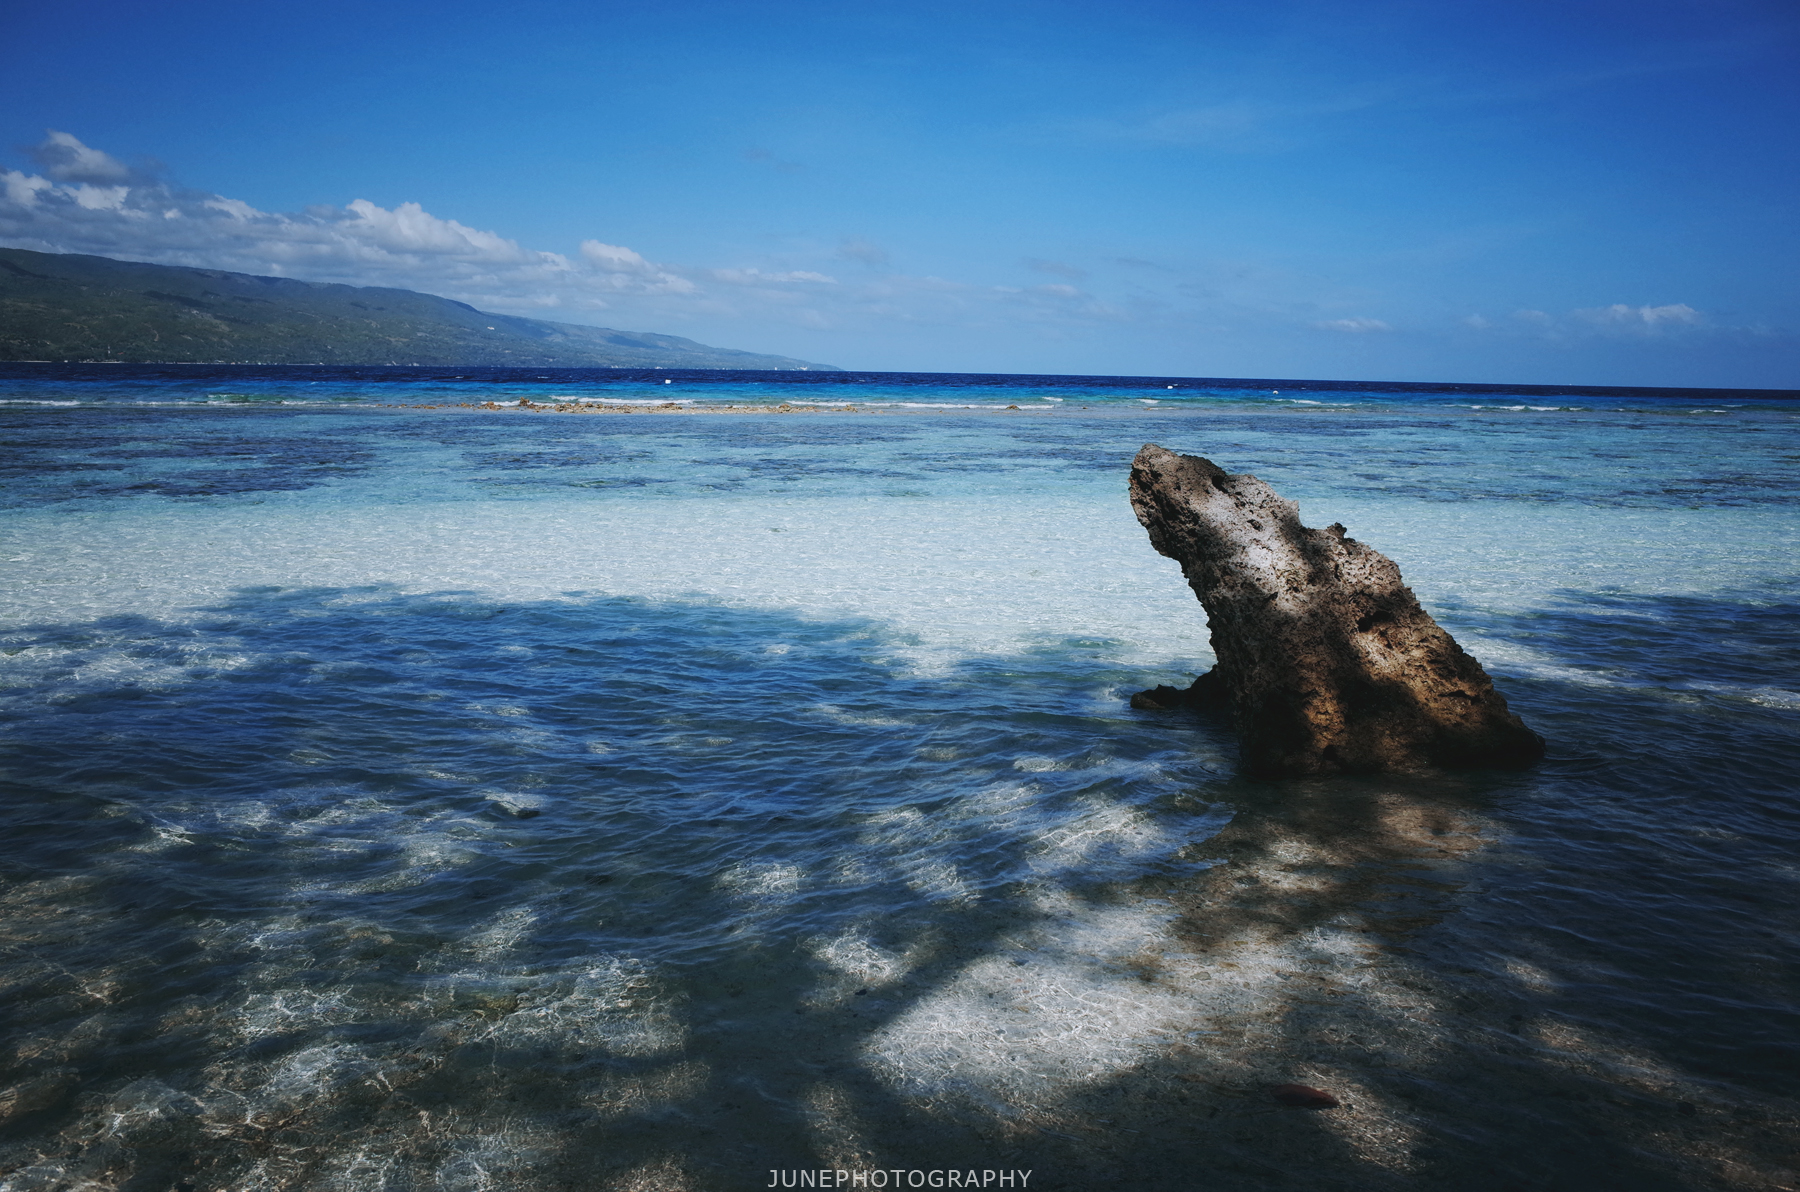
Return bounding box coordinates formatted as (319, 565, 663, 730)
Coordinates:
(0, 589, 1796, 1190)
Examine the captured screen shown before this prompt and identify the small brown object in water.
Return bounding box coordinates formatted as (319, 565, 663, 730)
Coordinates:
(1271, 1083, 1340, 1108)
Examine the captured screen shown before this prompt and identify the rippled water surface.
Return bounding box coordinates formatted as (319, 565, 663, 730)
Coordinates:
(2, 367, 1797, 1191)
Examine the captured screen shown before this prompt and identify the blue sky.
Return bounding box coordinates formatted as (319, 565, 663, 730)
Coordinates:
(2, 0, 1796, 386)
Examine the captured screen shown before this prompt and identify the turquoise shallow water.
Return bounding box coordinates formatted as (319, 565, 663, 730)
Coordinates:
(1, 366, 1797, 1191)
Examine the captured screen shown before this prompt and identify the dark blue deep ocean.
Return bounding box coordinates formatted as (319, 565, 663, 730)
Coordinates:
(2, 364, 1797, 1192)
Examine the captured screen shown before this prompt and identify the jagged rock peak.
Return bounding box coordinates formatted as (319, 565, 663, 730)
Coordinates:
(1129, 444, 1544, 777)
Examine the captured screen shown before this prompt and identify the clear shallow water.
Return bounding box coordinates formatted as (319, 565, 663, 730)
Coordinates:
(1, 367, 1797, 1191)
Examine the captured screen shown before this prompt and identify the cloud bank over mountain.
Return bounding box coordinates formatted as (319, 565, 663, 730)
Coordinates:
(1, 133, 695, 313)
(0, 133, 1112, 340)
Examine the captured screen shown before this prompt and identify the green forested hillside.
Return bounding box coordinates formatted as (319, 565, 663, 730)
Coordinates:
(0, 248, 838, 370)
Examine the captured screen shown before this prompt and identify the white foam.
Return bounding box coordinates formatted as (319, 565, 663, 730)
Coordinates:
(1678, 681, 1800, 709)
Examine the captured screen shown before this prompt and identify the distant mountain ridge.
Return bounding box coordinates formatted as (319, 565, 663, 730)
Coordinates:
(0, 248, 839, 370)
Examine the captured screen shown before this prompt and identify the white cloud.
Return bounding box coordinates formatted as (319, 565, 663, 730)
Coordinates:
(30, 129, 131, 183)
(575, 240, 694, 293)
(579, 240, 652, 271)
(709, 267, 837, 285)
(203, 196, 262, 222)
(69, 183, 129, 211)
(1574, 302, 1702, 329)
(1480, 303, 1711, 339)
(345, 199, 522, 257)
(1314, 317, 1392, 332)
(2, 170, 54, 206)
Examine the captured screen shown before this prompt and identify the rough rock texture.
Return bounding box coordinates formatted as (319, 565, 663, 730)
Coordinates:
(1130, 444, 1544, 777)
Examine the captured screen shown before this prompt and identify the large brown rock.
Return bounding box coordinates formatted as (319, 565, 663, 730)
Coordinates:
(1129, 444, 1544, 777)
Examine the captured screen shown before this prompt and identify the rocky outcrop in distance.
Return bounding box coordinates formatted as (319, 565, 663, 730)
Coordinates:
(1129, 444, 1544, 777)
